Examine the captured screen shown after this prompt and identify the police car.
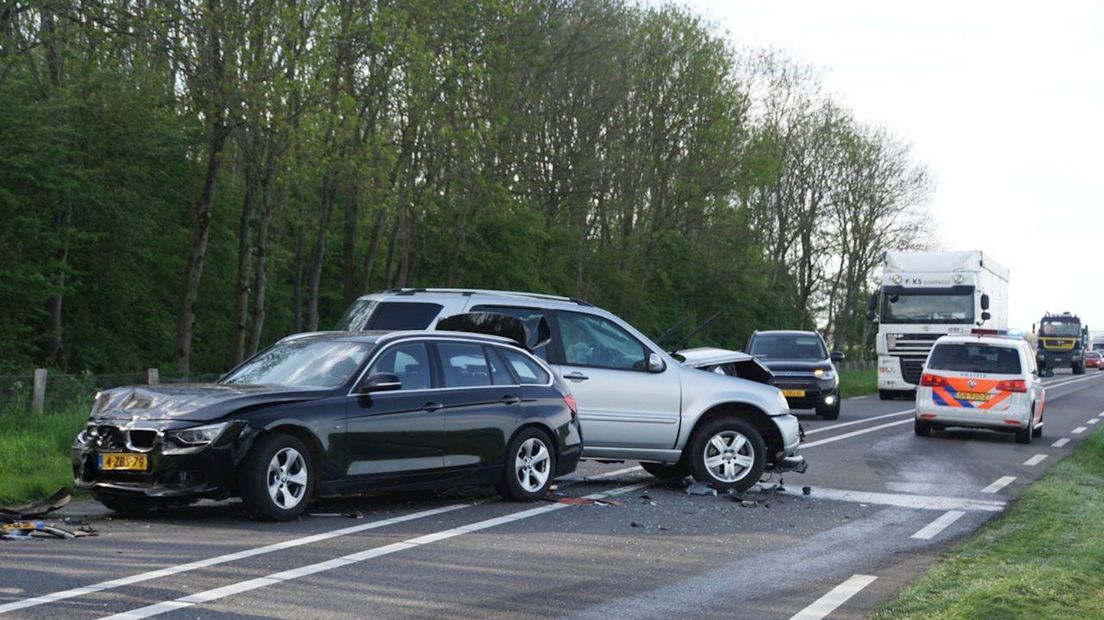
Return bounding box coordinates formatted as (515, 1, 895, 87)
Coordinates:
(915, 330, 1045, 444)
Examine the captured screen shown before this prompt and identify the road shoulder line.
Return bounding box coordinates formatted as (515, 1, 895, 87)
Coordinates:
(789, 574, 878, 620)
(911, 510, 966, 540)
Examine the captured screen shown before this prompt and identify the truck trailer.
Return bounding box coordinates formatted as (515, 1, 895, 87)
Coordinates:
(867, 250, 1010, 400)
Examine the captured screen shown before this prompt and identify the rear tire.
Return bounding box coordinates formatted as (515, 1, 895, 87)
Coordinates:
(640, 461, 690, 481)
(1016, 427, 1032, 444)
(687, 417, 766, 492)
(914, 419, 931, 437)
(1032, 404, 1044, 438)
(498, 427, 557, 502)
(239, 433, 314, 521)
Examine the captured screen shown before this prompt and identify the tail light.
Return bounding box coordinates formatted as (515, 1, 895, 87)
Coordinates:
(996, 379, 1027, 393)
(564, 393, 578, 419)
(920, 373, 947, 387)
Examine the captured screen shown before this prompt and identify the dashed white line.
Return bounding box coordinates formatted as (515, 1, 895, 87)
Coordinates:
(789, 574, 878, 620)
(1052, 437, 1071, 448)
(0, 504, 469, 615)
(980, 476, 1016, 494)
(802, 418, 913, 448)
(849, 395, 869, 400)
(1098, 411, 1104, 418)
(1088, 419, 1100, 425)
(1023, 454, 1048, 466)
(98, 481, 653, 620)
(1072, 426, 1088, 435)
(804, 409, 914, 435)
(911, 510, 966, 540)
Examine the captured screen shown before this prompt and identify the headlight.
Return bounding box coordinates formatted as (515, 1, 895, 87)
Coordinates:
(814, 368, 835, 380)
(168, 422, 229, 446)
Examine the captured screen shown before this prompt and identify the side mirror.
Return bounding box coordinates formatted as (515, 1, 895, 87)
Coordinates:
(647, 352, 666, 373)
(981, 311, 992, 321)
(866, 310, 877, 322)
(359, 372, 402, 393)
(980, 294, 990, 311)
(867, 293, 878, 312)
(830, 351, 845, 363)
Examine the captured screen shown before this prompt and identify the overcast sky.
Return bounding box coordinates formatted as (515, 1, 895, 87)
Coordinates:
(680, 0, 1104, 333)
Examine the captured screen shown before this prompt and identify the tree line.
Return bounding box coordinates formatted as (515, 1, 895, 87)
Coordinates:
(0, 0, 931, 374)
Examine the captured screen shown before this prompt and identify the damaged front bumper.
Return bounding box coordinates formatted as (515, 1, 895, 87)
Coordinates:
(71, 418, 254, 503)
(766, 413, 807, 473)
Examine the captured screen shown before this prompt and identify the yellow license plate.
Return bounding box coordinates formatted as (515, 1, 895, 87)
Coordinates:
(98, 453, 148, 471)
(956, 391, 989, 402)
(781, 389, 806, 398)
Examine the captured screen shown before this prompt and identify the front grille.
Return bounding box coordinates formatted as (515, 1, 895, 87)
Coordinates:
(900, 357, 926, 385)
(92, 425, 127, 451)
(887, 332, 942, 355)
(128, 429, 159, 450)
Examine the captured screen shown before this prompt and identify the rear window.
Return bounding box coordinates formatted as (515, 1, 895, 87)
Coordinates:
(366, 302, 443, 330)
(927, 343, 1022, 374)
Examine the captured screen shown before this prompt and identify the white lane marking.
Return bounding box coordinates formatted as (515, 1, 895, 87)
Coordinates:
(802, 418, 913, 448)
(911, 510, 966, 540)
(804, 409, 915, 435)
(0, 504, 468, 615)
(1044, 374, 1104, 389)
(1052, 437, 1071, 448)
(980, 476, 1016, 494)
(1072, 426, 1088, 434)
(98, 482, 653, 620)
(789, 574, 878, 620)
(849, 395, 869, 400)
(1088, 419, 1100, 425)
(1098, 411, 1104, 418)
(1023, 454, 1048, 466)
(585, 465, 643, 480)
(781, 486, 1005, 512)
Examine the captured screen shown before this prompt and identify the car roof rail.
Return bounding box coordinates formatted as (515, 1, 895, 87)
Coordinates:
(380, 287, 593, 306)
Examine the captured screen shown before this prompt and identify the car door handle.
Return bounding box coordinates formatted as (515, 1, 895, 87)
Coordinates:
(423, 402, 443, 412)
(500, 395, 521, 405)
(563, 372, 589, 382)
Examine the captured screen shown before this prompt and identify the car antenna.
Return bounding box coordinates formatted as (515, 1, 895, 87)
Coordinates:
(654, 316, 692, 347)
(667, 310, 723, 355)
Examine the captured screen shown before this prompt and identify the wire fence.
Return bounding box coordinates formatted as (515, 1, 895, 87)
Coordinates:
(0, 370, 223, 413)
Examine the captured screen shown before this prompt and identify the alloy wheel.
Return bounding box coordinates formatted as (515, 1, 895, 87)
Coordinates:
(267, 447, 308, 510)
(702, 430, 755, 483)
(514, 437, 551, 493)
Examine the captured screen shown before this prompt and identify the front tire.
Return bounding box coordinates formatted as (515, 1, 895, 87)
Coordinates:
(239, 433, 314, 521)
(641, 461, 690, 480)
(688, 417, 766, 492)
(1073, 363, 1085, 375)
(499, 427, 557, 502)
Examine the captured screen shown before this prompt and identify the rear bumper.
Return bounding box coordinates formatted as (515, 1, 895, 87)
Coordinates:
(916, 391, 1032, 430)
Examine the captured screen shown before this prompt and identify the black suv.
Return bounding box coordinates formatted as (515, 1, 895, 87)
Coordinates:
(746, 330, 844, 419)
(73, 325, 581, 520)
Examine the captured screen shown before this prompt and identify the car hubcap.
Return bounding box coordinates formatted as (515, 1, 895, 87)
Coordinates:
(267, 447, 308, 510)
(514, 437, 551, 493)
(702, 430, 754, 483)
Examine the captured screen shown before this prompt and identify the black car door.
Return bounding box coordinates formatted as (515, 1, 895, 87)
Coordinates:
(435, 341, 524, 472)
(343, 341, 446, 485)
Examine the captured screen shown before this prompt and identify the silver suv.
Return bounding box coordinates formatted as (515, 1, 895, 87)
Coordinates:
(336, 288, 806, 490)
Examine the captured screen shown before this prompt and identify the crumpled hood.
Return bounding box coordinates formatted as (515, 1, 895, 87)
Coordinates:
(89, 383, 328, 423)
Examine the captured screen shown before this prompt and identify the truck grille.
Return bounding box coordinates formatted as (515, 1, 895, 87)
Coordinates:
(900, 356, 927, 385)
(887, 333, 942, 354)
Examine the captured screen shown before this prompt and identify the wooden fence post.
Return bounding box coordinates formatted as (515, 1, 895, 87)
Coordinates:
(32, 368, 47, 414)
(147, 368, 160, 385)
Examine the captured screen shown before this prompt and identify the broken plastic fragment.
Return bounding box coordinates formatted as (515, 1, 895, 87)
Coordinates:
(684, 482, 717, 496)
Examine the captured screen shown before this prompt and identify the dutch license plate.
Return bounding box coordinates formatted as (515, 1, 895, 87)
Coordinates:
(98, 453, 148, 471)
(956, 391, 989, 402)
(781, 389, 806, 398)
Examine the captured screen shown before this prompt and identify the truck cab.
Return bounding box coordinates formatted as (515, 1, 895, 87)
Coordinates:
(1034, 312, 1087, 375)
(867, 251, 1010, 400)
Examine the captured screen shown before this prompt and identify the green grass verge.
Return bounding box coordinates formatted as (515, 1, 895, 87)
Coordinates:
(839, 368, 877, 398)
(873, 428, 1104, 619)
(0, 401, 89, 505)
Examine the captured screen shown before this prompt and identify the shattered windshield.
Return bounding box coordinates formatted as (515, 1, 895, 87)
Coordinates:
(222, 341, 372, 388)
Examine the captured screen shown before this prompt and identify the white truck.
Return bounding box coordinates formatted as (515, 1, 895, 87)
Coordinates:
(1090, 330, 1104, 353)
(867, 251, 1010, 400)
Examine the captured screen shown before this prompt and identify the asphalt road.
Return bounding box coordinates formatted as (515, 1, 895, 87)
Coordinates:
(3, 370, 1104, 620)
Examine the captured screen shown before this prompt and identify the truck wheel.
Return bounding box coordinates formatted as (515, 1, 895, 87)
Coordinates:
(640, 461, 690, 481)
(688, 417, 766, 492)
(878, 390, 893, 401)
(1073, 363, 1085, 375)
(239, 433, 314, 521)
(914, 419, 931, 437)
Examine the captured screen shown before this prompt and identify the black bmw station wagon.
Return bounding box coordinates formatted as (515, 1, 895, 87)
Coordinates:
(73, 315, 582, 520)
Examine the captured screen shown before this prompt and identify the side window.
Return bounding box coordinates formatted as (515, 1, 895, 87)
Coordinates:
(367, 343, 432, 390)
(500, 348, 550, 385)
(469, 305, 549, 361)
(366, 302, 444, 330)
(437, 342, 493, 388)
(557, 311, 647, 371)
(486, 347, 517, 385)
